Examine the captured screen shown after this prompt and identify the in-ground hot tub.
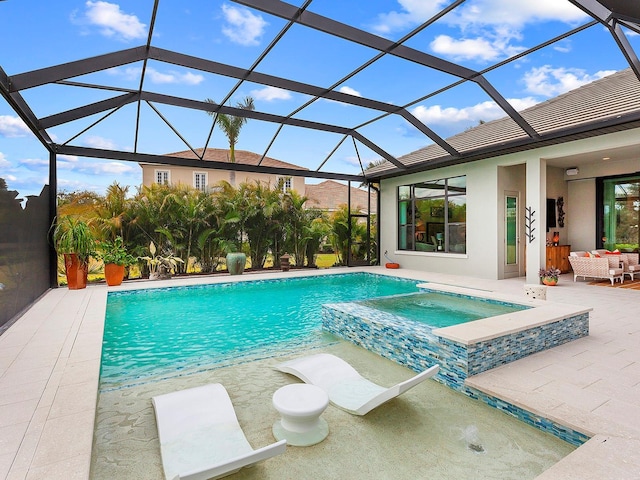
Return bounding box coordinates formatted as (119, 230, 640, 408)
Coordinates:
(322, 282, 591, 446)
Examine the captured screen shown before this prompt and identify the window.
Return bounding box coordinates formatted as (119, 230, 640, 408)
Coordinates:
(398, 176, 466, 253)
(279, 176, 292, 193)
(194, 172, 207, 192)
(155, 170, 170, 185)
(599, 175, 639, 251)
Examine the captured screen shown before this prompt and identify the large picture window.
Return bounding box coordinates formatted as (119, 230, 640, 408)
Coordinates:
(398, 176, 466, 253)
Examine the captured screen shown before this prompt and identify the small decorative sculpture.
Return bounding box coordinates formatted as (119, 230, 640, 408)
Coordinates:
(557, 197, 565, 228)
(525, 206, 536, 243)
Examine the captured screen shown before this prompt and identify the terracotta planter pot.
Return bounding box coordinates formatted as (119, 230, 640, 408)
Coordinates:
(226, 252, 246, 275)
(541, 277, 558, 286)
(104, 263, 125, 286)
(64, 253, 88, 290)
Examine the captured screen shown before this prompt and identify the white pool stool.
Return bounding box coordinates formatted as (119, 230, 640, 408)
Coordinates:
(272, 383, 329, 446)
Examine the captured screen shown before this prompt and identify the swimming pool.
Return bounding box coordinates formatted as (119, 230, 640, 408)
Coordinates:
(357, 291, 529, 328)
(93, 272, 583, 480)
(101, 273, 419, 388)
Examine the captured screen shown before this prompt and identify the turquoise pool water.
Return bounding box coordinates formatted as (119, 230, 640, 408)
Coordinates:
(101, 273, 419, 388)
(358, 291, 529, 328)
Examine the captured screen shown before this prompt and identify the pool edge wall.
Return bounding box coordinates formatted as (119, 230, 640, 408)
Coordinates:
(321, 302, 590, 446)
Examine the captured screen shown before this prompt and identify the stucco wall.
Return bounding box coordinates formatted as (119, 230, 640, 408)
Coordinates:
(567, 179, 596, 252)
(141, 164, 306, 192)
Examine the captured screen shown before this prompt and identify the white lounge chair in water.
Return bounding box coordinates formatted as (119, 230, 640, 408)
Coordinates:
(152, 383, 286, 480)
(276, 353, 440, 416)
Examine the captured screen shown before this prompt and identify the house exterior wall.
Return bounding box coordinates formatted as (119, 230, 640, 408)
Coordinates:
(380, 127, 640, 280)
(567, 179, 596, 252)
(381, 159, 499, 279)
(140, 164, 306, 192)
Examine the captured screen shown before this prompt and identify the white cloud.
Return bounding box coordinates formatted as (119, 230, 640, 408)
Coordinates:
(372, 0, 587, 63)
(221, 4, 267, 46)
(371, 0, 448, 35)
(447, 0, 587, 30)
(19, 158, 49, 168)
(343, 156, 362, 167)
(86, 161, 136, 175)
(508, 97, 540, 111)
(58, 178, 95, 191)
(523, 66, 616, 97)
(84, 135, 117, 149)
(57, 157, 136, 175)
(58, 154, 79, 163)
(338, 86, 362, 97)
(57, 158, 78, 171)
(108, 66, 204, 85)
(411, 96, 539, 125)
(0, 152, 10, 169)
(430, 35, 500, 62)
(0, 115, 31, 138)
(250, 86, 291, 101)
(82, 1, 146, 41)
(146, 68, 204, 85)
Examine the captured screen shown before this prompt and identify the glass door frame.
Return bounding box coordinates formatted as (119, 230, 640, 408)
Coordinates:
(504, 191, 520, 277)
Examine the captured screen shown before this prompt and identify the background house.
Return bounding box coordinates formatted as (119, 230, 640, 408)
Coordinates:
(305, 180, 377, 214)
(140, 148, 308, 193)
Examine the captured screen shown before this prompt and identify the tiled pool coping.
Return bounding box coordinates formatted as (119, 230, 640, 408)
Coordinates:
(322, 282, 592, 446)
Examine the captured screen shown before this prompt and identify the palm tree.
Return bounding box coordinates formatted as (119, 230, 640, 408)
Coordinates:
(94, 182, 130, 241)
(205, 96, 255, 186)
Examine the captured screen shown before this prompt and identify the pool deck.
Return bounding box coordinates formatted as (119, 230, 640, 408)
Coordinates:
(1, 266, 639, 479)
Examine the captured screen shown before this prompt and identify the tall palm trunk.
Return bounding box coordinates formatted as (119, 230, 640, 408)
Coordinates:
(205, 97, 255, 188)
(229, 144, 236, 186)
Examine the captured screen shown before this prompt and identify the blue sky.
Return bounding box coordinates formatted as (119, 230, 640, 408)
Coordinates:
(1, 0, 638, 199)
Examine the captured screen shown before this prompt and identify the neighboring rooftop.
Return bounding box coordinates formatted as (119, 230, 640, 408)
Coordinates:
(163, 148, 309, 172)
(305, 180, 377, 213)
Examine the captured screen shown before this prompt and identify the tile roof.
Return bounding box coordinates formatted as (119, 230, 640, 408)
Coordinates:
(368, 68, 640, 176)
(165, 148, 309, 172)
(305, 180, 377, 214)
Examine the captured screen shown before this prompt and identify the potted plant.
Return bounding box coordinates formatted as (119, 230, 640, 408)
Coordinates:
(216, 238, 246, 276)
(51, 216, 95, 289)
(139, 241, 184, 280)
(97, 236, 135, 286)
(226, 250, 246, 275)
(539, 267, 561, 286)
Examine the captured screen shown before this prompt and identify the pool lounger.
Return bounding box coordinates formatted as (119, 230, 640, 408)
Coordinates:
(276, 353, 440, 416)
(152, 383, 286, 480)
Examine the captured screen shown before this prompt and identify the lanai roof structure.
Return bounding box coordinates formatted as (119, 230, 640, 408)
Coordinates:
(2, 0, 640, 189)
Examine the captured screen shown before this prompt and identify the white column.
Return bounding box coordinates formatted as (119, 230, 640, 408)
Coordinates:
(525, 157, 546, 284)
